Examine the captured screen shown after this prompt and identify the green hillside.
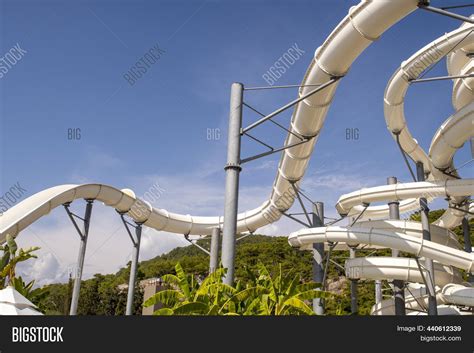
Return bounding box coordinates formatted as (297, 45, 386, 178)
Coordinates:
(35, 209, 473, 315)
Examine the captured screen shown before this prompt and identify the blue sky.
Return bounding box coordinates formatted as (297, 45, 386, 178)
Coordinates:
(1, 0, 472, 283)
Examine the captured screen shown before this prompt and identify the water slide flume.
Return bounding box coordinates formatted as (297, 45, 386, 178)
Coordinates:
(371, 283, 471, 316)
(0, 0, 422, 239)
(344, 257, 463, 287)
(288, 226, 473, 273)
(288, 13, 474, 314)
(0, 1, 472, 315)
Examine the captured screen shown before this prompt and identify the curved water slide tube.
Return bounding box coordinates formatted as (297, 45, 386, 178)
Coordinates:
(371, 283, 472, 315)
(290, 16, 474, 314)
(0, 0, 424, 241)
(340, 22, 474, 222)
(382, 17, 474, 227)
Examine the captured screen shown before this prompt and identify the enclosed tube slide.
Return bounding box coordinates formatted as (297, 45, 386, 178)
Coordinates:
(290, 15, 474, 314)
(345, 257, 463, 287)
(0, 0, 422, 240)
(289, 225, 473, 272)
(371, 283, 473, 315)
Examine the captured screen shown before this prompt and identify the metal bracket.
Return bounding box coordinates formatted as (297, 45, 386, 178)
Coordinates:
(449, 206, 474, 216)
(240, 136, 313, 164)
(329, 258, 345, 273)
(418, 2, 474, 23)
(394, 132, 417, 182)
(279, 184, 326, 228)
(63, 200, 94, 240)
(236, 232, 253, 242)
(242, 102, 305, 141)
(241, 77, 341, 134)
(409, 73, 474, 84)
(290, 182, 313, 226)
(281, 212, 312, 228)
(415, 257, 436, 297)
(117, 211, 142, 247)
(239, 78, 341, 164)
(244, 83, 325, 91)
(350, 203, 370, 227)
(184, 234, 211, 255)
(405, 284, 428, 313)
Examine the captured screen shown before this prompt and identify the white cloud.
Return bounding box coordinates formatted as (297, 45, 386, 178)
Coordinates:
(12, 152, 379, 286)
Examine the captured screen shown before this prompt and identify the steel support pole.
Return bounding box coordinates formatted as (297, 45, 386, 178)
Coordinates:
(416, 162, 438, 315)
(126, 224, 142, 316)
(312, 202, 325, 315)
(222, 82, 243, 285)
(209, 228, 220, 273)
(388, 177, 405, 315)
(349, 246, 358, 315)
(462, 217, 473, 283)
(375, 281, 383, 305)
(69, 200, 93, 316)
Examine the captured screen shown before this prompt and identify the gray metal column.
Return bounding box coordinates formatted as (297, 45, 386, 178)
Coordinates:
(375, 281, 383, 305)
(349, 246, 358, 314)
(221, 82, 243, 285)
(416, 162, 438, 315)
(69, 200, 93, 316)
(209, 228, 220, 273)
(126, 224, 142, 316)
(388, 176, 405, 315)
(462, 216, 473, 283)
(312, 202, 324, 315)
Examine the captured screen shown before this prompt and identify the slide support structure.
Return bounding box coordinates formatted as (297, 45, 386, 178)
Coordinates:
(209, 228, 220, 273)
(312, 202, 325, 315)
(375, 281, 382, 305)
(388, 177, 405, 315)
(416, 162, 438, 315)
(64, 199, 94, 316)
(349, 245, 358, 315)
(222, 82, 244, 285)
(418, 2, 474, 23)
(118, 213, 142, 316)
(462, 217, 473, 283)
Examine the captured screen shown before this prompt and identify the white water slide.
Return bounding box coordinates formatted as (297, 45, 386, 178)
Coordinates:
(1, 0, 473, 315)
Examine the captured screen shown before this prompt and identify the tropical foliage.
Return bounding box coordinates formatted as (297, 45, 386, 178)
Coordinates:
(144, 262, 332, 315)
(0, 234, 40, 289)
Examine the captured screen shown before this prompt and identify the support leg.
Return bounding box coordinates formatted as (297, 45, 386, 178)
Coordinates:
(462, 216, 473, 283)
(388, 176, 405, 315)
(209, 228, 220, 273)
(126, 224, 142, 316)
(349, 246, 358, 315)
(375, 280, 383, 305)
(312, 202, 324, 315)
(67, 200, 94, 316)
(416, 162, 437, 315)
(222, 82, 243, 285)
